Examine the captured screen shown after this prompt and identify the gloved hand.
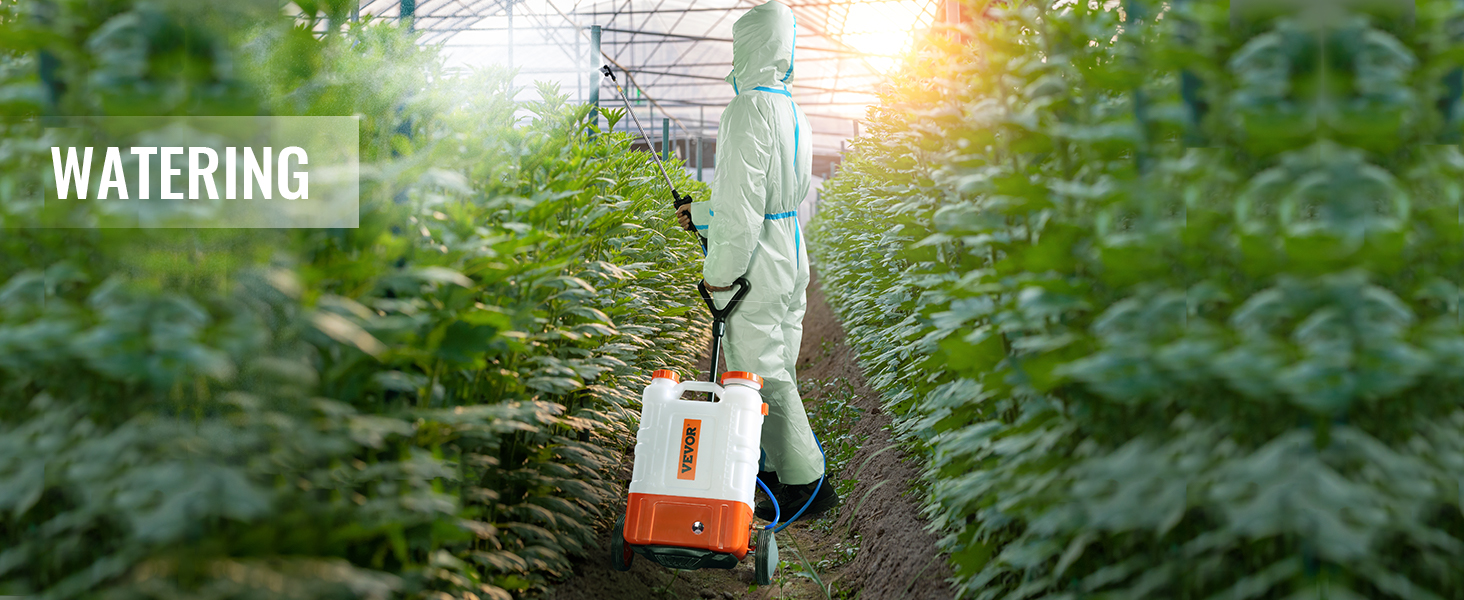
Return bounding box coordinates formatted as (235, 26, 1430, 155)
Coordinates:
(672, 190, 696, 233)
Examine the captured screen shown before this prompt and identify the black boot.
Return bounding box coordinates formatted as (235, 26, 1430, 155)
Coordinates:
(755, 477, 839, 523)
(757, 469, 782, 490)
(755, 470, 783, 515)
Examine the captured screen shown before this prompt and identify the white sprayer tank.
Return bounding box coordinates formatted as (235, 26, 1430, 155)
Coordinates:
(623, 369, 767, 557)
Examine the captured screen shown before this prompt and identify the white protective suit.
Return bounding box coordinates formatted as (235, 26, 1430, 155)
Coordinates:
(687, 1, 823, 486)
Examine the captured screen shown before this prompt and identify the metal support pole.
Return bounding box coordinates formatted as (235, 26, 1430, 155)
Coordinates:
(696, 137, 703, 181)
(629, 3, 635, 76)
(34, 1, 62, 122)
(507, 0, 514, 73)
(662, 118, 670, 161)
(575, 21, 582, 103)
(589, 25, 601, 138)
(350, 0, 359, 22)
(401, 0, 414, 31)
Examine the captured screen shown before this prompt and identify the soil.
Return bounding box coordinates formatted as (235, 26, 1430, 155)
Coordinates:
(539, 269, 955, 600)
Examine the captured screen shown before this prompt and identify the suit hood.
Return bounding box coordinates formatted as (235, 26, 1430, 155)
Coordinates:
(726, 1, 797, 92)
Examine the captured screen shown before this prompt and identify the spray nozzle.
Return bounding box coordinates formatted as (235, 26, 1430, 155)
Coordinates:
(600, 65, 614, 80)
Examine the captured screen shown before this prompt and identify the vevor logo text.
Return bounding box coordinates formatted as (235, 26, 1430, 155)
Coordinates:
(677, 419, 701, 481)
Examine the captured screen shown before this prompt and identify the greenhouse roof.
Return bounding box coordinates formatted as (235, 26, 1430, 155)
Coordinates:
(356, 0, 949, 156)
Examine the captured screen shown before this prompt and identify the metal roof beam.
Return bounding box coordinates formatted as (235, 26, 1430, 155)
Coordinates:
(627, 55, 853, 69)
(573, 1, 911, 14)
(598, 26, 833, 43)
(443, 38, 885, 56)
(610, 79, 876, 93)
(496, 66, 879, 85)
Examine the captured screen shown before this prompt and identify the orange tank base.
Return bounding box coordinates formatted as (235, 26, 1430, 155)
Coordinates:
(623, 492, 754, 559)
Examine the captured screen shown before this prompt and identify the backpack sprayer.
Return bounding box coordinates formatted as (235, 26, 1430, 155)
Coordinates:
(600, 65, 781, 584)
(610, 277, 785, 583)
(601, 65, 828, 584)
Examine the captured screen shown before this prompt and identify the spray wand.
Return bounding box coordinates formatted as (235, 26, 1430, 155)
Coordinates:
(599, 65, 703, 247)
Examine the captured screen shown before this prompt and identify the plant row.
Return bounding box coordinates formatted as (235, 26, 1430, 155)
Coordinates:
(809, 1, 1464, 597)
(0, 1, 707, 598)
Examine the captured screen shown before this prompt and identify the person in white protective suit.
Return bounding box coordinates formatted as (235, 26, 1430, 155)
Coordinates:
(675, 0, 838, 522)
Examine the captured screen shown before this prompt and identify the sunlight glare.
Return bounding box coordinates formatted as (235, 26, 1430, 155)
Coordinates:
(835, 1, 936, 72)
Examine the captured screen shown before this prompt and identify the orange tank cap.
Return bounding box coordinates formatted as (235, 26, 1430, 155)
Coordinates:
(652, 369, 681, 382)
(761, 403, 769, 415)
(719, 371, 764, 388)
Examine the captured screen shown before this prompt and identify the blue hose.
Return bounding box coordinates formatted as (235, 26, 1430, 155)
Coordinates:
(758, 431, 826, 533)
(755, 476, 781, 529)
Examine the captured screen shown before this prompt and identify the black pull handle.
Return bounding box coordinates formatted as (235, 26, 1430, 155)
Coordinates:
(697, 277, 751, 322)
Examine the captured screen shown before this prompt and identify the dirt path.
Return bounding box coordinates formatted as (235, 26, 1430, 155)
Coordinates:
(540, 269, 954, 600)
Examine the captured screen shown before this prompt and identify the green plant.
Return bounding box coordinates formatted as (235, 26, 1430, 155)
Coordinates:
(0, 1, 711, 598)
(800, 377, 865, 505)
(811, 0, 1464, 597)
(783, 531, 832, 600)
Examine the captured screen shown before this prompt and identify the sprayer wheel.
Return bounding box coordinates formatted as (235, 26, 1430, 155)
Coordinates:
(754, 528, 777, 585)
(611, 515, 633, 572)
